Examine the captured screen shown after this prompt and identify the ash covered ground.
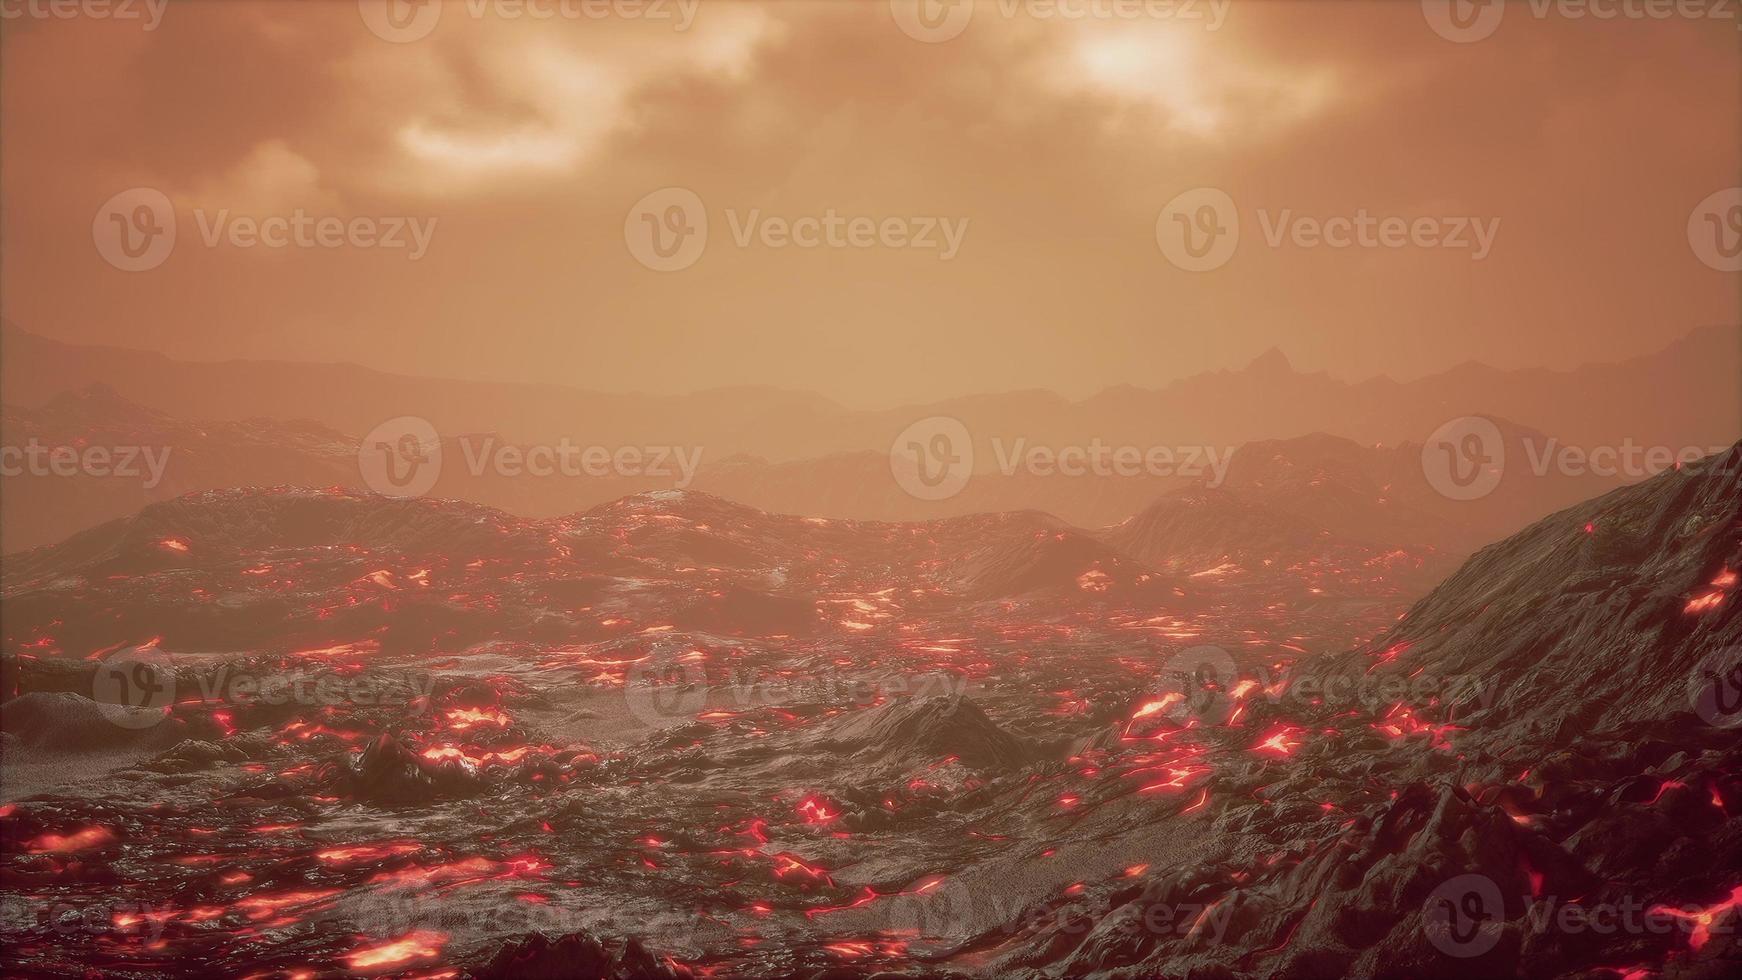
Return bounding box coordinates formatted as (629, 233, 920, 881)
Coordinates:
(2, 448, 1739, 979)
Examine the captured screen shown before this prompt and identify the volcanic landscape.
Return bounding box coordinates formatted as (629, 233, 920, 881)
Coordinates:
(6, 2, 1741, 975)
(2, 440, 1739, 979)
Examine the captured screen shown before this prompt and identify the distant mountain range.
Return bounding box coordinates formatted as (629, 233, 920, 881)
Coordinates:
(4, 320, 1734, 462)
(3, 320, 1734, 555)
(1, 385, 1627, 559)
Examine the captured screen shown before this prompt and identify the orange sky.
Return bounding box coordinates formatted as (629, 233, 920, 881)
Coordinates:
(2, 0, 1737, 407)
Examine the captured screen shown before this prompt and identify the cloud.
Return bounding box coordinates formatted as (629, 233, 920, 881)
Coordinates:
(350, 3, 784, 194)
(1044, 22, 1342, 140)
(179, 139, 338, 214)
(0, 1, 1735, 407)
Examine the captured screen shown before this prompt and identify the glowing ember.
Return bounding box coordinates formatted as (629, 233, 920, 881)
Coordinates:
(314, 842, 423, 866)
(1250, 725, 1303, 758)
(1686, 591, 1727, 614)
(1076, 568, 1113, 592)
(344, 930, 447, 971)
(26, 826, 116, 853)
(1652, 885, 1742, 951)
(1371, 640, 1412, 666)
(236, 889, 342, 921)
(1131, 694, 1182, 721)
(796, 796, 840, 825)
(772, 853, 834, 886)
(443, 706, 512, 730)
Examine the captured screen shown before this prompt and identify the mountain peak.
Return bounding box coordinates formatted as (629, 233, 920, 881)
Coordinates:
(43, 382, 158, 419)
(1246, 346, 1293, 375)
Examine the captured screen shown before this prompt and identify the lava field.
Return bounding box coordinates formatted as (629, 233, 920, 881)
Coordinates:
(1, 448, 1739, 979)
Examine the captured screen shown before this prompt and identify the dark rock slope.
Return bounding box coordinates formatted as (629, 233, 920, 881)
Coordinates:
(978, 444, 1742, 979)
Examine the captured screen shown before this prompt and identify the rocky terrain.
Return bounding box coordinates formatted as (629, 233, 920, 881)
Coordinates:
(0, 445, 1736, 978)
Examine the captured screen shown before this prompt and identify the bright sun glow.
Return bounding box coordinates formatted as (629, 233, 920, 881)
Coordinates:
(1071, 30, 1222, 135)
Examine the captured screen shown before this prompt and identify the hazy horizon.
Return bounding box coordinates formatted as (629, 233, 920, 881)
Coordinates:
(4, 315, 1734, 411)
(3, 1, 1736, 407)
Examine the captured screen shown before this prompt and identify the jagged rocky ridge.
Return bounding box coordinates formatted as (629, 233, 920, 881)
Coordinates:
(958, 445, 1742, 979)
